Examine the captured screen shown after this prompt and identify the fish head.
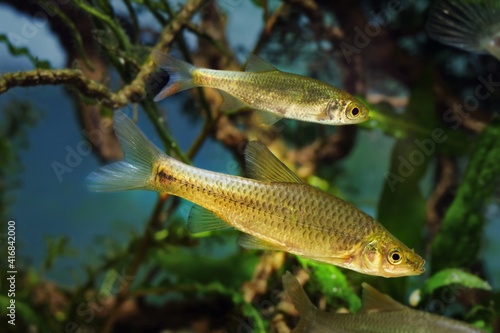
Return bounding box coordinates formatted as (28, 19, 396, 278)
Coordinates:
(359, 237, 426, 278)
(325, 97, 370, 125)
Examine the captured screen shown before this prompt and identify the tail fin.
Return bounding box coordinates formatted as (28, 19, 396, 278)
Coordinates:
(152, 51, 198, 101)
(282, 271, 315, 333)
(86, 110, 166, 192)
(426, 0, 500, 56)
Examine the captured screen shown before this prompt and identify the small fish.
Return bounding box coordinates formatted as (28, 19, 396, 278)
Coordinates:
(152, 52, 370, 125)
(426, 0, 500, 60)
(282, 271, 487, 333)
(86, 111, 424, 277)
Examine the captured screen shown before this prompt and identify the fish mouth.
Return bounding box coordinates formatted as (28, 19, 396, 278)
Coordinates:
(416, 259, 426, 274)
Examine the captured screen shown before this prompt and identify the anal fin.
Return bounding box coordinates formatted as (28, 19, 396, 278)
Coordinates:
(253, 110, 283, 126)
(238, 234, 283, 251)
(219, 91, 247, 112)
(187, 205, 231, 234)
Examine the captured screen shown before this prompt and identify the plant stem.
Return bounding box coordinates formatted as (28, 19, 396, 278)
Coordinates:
(101, 193, 169, 333)
(73, 0, 131, 52)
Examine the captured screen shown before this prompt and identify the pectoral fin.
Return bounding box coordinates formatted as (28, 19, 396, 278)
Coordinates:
(187, 205, 231, 234)
(304, 254, 354, 269)
(244, 141, 304, 183)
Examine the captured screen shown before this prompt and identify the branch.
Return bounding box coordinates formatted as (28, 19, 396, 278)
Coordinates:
(0, 0, 205, 108)
(120, 0, 205, 103)
(0, 69, 123, 105)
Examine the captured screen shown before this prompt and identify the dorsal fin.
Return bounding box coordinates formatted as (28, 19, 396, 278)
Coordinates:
(245, 54, 278, 73)
(244, 141, 303, 183)
(360, 283, 408, 313)
(282, 272, 316, 332)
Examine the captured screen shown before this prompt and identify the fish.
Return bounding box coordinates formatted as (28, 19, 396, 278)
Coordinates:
(282, 271, 487, 333)
(426, 0, 500, 60)
(86, 110, 424, 277)
(151, 52, 370, 125)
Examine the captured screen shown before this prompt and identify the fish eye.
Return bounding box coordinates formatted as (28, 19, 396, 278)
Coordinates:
(346, 104, 362, 120)
(388, 249, 403, 265)
(351, 107, 360, 117)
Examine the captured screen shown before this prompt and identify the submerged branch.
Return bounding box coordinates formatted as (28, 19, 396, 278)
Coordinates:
(35, 0, 94, 70)
(122, 0, 205, 101)
(0, 69, 122, 104)
(0, 0, 205, 109)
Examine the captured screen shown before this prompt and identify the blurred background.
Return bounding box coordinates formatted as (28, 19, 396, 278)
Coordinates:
(0, 0, 499, 332)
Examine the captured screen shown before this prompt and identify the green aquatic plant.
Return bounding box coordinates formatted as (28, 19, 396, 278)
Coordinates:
(432, 120, 500, 271)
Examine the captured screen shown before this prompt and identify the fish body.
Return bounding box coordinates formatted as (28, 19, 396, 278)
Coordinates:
(426, 0, 500, 60)
(152, 52, 370, 125)
(86, 111, 424, 277)
(283, 272, 486, 333)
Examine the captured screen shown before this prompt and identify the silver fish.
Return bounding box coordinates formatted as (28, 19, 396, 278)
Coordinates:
(86, 111, 424, 277)
(282, 271, 486, 333)
(152, 52, 370, 125)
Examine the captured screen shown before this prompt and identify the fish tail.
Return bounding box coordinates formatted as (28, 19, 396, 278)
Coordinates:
(152, 51, 198, 101)
(86, 110, 169, 192)
(282, 272, 315, 333)
(426, 0, 500, 54)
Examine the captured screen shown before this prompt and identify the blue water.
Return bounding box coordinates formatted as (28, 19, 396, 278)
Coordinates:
(1, 1, 499, 289)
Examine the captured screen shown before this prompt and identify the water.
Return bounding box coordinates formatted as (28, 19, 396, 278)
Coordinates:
(1, 1, 499, 291)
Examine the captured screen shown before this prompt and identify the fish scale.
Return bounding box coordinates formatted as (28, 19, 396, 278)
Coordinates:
(152, 53, 370, 125)
(196, 69, 337, 117)
(87, 111, 425, 277)
(155, 157, 402, 265)
(283, 272, 486, 333)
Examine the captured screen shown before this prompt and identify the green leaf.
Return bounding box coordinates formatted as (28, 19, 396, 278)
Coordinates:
(465, 304, 496, 332)
(240, 302, 267, 333)
(153, 249, 260, 289)
(251, 0, 265, 8)
(298, 257, 361, 313)
(0, 34, 51, 68)
(377, 69, 436, 250)
(357, 100, 471, 156)
(359, 101, 429, 139)
(376, 69, 436, 299)
(42, 236, 77, 271)
(431, 119, 500, 271)
(421, 269, 491, 296)
(378, 138, 428, 249)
